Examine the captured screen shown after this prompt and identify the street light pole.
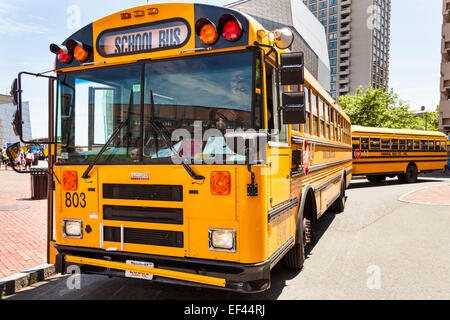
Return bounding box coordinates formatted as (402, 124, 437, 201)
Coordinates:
(414, 106, 428, 131)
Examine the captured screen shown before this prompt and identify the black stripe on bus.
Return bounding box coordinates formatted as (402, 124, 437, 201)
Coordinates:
(268, 198, 298, 222)
(292, 135, 352, 150)
(357, 155, 447, 159)
(355, 159, 446, 164)
(352, 130, 447, 138)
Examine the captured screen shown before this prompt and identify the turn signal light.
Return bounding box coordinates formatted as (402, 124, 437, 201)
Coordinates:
(62, 170, 78, 191)
(210, 171, 231, 195)
(219, 14, 243, 42)
(195, 18, 219, 45)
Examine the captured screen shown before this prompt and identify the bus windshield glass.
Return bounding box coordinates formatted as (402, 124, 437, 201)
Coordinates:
(56, 51, 255, 164)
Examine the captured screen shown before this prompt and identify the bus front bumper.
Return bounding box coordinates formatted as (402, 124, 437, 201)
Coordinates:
(54, 244, 290, 293)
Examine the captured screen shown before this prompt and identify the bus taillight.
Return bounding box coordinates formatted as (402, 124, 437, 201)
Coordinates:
(219, 14, 243, 42)
(195, 18, 219, 45)
(50, 44, 73, 64)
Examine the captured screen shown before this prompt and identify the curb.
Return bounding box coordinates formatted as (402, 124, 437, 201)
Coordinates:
(0, 264, 55, 298)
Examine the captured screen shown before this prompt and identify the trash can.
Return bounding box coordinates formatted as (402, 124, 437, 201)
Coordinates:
(30, 170, 49, 200)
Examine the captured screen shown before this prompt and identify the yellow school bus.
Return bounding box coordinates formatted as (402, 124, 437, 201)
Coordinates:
(9, 3, 351, 292)
(351, 126, 447, 183)
(447, 139, 450, 170)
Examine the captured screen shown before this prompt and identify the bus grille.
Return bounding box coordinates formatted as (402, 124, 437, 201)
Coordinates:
(104, 226, 183, 248)
(103, 184, 183, 202)
(103, 205, 183, 225)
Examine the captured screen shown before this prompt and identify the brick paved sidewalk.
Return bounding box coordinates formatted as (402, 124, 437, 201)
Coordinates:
(399, 184, 450, 206)
(0, 169, 47, 279)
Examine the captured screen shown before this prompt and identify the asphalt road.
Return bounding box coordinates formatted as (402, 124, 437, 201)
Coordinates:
(5, 174, 450, 300)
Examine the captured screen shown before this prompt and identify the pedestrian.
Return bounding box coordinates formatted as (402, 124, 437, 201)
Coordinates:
(19, 150, 25, 170)
(1, 148, 8, 170)
(25, 149, 34, 170)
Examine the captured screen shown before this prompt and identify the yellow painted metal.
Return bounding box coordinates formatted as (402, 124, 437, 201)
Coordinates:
(65, 255, 226, 287)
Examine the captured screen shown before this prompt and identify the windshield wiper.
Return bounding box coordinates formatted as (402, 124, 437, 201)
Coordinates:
(82, 90, 133, 179)
(148, 90, 205, 181)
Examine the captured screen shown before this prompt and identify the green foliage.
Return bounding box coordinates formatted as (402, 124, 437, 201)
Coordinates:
(339, 85, 439, 131)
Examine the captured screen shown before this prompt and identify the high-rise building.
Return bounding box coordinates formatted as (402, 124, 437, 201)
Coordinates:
(440, 0, 450, 135)
(0, 95, 32, 147)
(225, 0, 331, 92)
(303, 0, 391, 99)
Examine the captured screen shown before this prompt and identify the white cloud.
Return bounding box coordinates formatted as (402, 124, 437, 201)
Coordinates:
(0, 2, 50, 35)
(0, 17, 50, 34)
(0, 3, 15, 14)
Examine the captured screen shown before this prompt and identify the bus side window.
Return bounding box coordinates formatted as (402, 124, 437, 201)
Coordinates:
(381, 138, 390, 150)
(255, 52, 263, 129)
(311, 91, 318, 136)
(399, 139, 406, 150)
(330, 109, 335, 140)
(429, 140, 434, 151)
(326, 104, 330, 139)
(266, 63, 275, 132)
(352, 137, 360, 150)
(442, 141, 446, 150)
(421, 140, 428, 151)
(303, 86, 310, 134)
(392, 138, 399, 150)
(407, 139, 413, 150)
(370, 138, 380, 151)
(319, 98, 325, 138)
(361, 137, 369, 150)
(413, 140, 420, 150)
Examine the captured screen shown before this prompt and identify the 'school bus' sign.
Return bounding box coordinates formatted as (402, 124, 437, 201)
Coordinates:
(97, 18, 190, 57)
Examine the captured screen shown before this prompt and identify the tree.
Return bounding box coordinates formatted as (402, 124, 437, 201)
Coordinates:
(338, 85, 439, 131)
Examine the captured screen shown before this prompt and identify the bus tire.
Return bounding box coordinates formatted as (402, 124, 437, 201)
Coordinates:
(331, 176, 346, 213)
(400, 164, 418, 183)
(284, 215, 311, 271)
(283, 188, 315, 271)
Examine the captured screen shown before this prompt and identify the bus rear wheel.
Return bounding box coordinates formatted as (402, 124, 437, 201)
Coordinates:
(399, 164, 418, 183)
(331, 178, 346, 213)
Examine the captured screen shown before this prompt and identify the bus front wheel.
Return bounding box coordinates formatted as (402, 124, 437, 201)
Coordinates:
(283, 216, 312, 271)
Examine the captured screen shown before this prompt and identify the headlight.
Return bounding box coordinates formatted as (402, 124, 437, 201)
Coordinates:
(63, 219, 83, 238)
(209, 228, 236, 252)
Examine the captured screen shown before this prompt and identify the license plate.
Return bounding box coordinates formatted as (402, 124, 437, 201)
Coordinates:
(125, 260, 154, 280)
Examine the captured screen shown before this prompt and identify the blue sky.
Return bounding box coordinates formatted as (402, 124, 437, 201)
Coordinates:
(0, 0, 443, 138)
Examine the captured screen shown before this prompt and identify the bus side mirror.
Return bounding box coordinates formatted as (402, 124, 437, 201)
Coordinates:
(281, 92, 306, 125)
(280, 52, 304, 86)
(12, 110, 23, 137)
(10, 78, 19, 106)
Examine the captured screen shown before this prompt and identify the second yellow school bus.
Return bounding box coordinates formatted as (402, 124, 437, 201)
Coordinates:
(9, 2, 352, 293)
(351, 126, 447, 183)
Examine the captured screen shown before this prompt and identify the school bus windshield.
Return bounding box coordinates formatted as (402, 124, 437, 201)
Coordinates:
(56, 50, 256, 164)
